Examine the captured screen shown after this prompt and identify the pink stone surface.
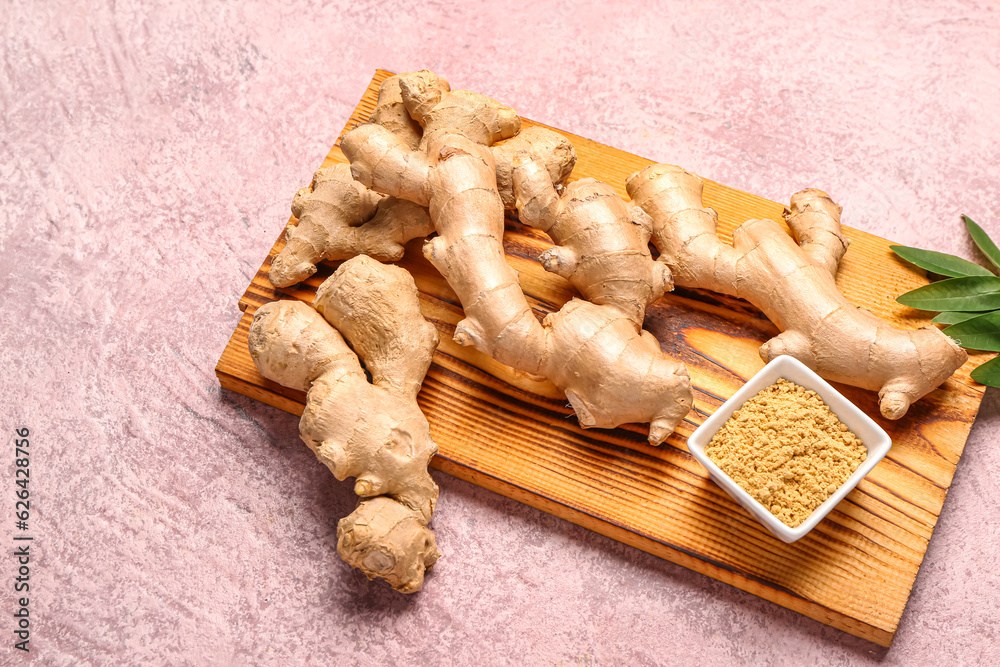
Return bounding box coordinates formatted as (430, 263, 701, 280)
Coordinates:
(2, 0, 999, 663)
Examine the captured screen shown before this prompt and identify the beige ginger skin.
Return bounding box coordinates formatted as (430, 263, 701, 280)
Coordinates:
(269, 163, 435, 288)
(249, 255, 440, 593)
(626, 164, 967, 419)
(341, 71, 692, 443)
(512, 156, 692, 442)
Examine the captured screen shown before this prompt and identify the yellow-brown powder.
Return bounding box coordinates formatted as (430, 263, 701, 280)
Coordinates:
(705, 378, 867, 527)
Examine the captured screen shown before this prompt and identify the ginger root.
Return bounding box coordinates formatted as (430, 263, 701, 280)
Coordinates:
(342, 71, 692, 443)
(249, 255, 440, 592)
(626, 164, 967, 418)
(270, 74, 575, 289)
(493, 126, 577, 211)
(511, 155, 692, 441)
(269, 164, 434, 288)
(369, 74, 424, 149)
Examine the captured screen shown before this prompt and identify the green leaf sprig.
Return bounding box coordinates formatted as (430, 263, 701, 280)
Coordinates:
(892, 215, 1000, 387)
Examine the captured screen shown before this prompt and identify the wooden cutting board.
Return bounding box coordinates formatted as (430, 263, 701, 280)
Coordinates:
(215, 70, 992, 647)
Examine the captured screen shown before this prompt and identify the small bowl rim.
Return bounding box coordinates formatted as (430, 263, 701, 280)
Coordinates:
(686, 355, 892, 543)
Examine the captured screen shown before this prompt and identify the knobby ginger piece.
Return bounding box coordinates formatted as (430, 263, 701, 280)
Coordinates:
(627, 165, 967, 419)
(250, 255, 440, 593)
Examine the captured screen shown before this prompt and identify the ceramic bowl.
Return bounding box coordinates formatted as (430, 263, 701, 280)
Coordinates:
(686, 355, 892, 543)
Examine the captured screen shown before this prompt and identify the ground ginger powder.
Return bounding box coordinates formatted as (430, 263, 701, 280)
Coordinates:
(705, 378, 867, 528)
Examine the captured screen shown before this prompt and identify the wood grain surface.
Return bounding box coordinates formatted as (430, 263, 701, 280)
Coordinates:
(215, 70, 992, 647)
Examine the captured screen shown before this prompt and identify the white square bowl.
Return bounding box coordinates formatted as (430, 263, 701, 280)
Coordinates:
(686, 355, 892, 543)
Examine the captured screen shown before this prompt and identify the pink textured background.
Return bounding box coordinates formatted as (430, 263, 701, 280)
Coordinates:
(2, 1, 999, 664)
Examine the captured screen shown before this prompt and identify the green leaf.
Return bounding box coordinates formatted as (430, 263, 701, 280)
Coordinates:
(971, 355, 1000, 388)
(897, 276, 1000, 312)
(932, 311, 988, 325)
(964, 215, 1000, 273)
(943, 311, 1000, 351)
(890, 245, 994, 278)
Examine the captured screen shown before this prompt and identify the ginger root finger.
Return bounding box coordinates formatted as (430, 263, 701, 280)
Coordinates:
(400, 73, 519, 147)
(249, 255, 441, 592)
(493, 126, 577, 210)
(370, 74, 424, 149)
(624, 164, 738, 296)
(784, 188, 849, 278)
(543, 300, 693, 442)
(513, 155, 691, 442)
(338, 497, 438, 595)
(627, 164, 967, 419)
(270, 164, 434, 288)
(512, 157, 672, 324)
(313, 255, 438, 399)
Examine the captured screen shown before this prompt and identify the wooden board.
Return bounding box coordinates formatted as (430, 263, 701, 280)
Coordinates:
(216, 70, 993, 647)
